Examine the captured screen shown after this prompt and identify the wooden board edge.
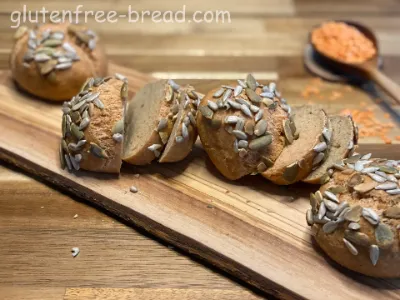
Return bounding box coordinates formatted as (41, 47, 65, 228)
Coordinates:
(0, 146, 302, 300)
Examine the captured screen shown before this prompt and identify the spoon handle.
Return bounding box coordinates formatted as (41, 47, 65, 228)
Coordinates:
(362, 65, 400, 106)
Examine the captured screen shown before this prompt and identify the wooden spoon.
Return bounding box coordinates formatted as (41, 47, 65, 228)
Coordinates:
(309, 21, 400, 105)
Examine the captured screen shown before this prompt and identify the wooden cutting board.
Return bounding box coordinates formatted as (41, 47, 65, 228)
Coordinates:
(0, 63, 400, 300)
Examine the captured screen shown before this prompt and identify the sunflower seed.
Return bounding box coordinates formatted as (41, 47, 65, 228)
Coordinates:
(283, 162, 299, 183)
(57, 57, 72, 64)
(375, 223, 394, 249)
(240, 104, 252, 117)
(345, 205, 362, 222)
(367, 173, 386, 183)
(281, 104, 290, 113)
(306, 209, 314, 226)
(387, 189, 400, 195)
(68, 142, 79, 152)
(225, 116, 239, 124)
(34, 53, 51, 62)
(64, 154, 72, 170)
(323, 221, 338, 234)
(212, 87, 225, 98)
(362, 208, 380, 225)
(232, 130, 247, 140)
(226, 99, 240, 110)
(90, 142, 108, 158)
(337, 207, 351, 221)
(348, 222, 360, 230)
(375, 171, 388, 179)
(148, 144, 162, 152)
(71, 100, 86, 111)
(313, 142, 327, 153)
(237, 140, 248, 149)
(250, 105, 260, 113)
(249, 134, 272, 150)
(348, 140, 354, 150)
(207, 100, 218, 111)
(70, 124, 84, 140)
(199, 106, 213, 119)
(93, 97, 104, 109)
(69, 153, 80, 170)
(236, 98, 250, 107)
(222, 89, 232, 101)
(255, 162, 267, 173)
(318, 202, 327, 219)
(231, 85, 242, 97)
(55, 62, 72, 70)
(343, 238, 358, 255)
(369, 245, 379, 266)
(354, 160, 368, 171)
(78, 117, 90, 130)
(379, 165, 397, 174)
(313, 190, 322, 203)
(252, 110, 263, 124)
(268, 82, 276, 93)
(333, 163, 346, 171)
(259, 92, 274, 99)
(50, 31, 64, 40)
(86, 92, 101, 103)
(254, 120, 267, 136)
(314, 215, 330, 224)
(28, 39, 37, 49)
(181, 123, 189, 139)
(386, 174, 397, 183)
(235, 118, 245, 131)
(112, 133, 123, 143)
(324, 191, 339, 203)
(312, 152, 325, 166)
(324, 199, 338, 212)
(246, 88, 261, 103)
(87, 38, 96, 50)
(361, 167, 379, 174)
(361, 153, 372, 160)
(166, 79, 179, 91)
(76, 140, 86, 148)
(375, 182, 398, 190)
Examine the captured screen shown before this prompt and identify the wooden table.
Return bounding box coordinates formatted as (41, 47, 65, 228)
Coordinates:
(1, 1, 399, 299)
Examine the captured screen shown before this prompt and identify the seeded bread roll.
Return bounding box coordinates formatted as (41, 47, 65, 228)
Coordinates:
(159, 86, 199, 163)
(197, 75, 291, 180)
(303, 115, 358, 184)
(261, 105, 329, 185)
(123, 79, 188, 165)
(307, 157, 400, 277)
(59, 76, 127, 173)
(10, 23, 107, 101)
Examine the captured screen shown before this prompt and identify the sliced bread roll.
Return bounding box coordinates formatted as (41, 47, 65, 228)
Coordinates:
(159, 86, 199, 163)
(261, 105, 329, 185)
(303, 115, 358, 184)
(59, 75, 126, 173)
(197, 75, 291, 180)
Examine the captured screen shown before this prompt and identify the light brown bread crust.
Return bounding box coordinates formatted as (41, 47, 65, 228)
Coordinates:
(262, 105, 329, 185)
(60, 76, 125, 173)
(159, 86, 199, 163)
(308, 157, 400, 277)
(303, 115, 358, 184)
(197, 77, 290, 180)
(10, 23, 107, 101)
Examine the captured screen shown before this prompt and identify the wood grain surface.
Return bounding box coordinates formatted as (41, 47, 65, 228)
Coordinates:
(1, 1, 400, 299)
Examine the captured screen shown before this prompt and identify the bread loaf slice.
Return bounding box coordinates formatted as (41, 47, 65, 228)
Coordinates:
(197, 76, 291, 180)
(303, 115, 357, 184)
(261, 105, 329, 185)
(159, 86, 199, 163)
(60, 76, 126, 173)
(123, 79, 178, 165)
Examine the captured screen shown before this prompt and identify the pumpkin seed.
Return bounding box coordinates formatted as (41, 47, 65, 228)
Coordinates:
(62, 115, 67, 137)
(43, 39, 62, 47)
(328, 185, 347, 194)
(262, 98, 274, 107)
(383, 206, 400, 219)
(244, 121, 254, 136)
(235, 118, 245, 131)
(362, 208, 380, 225)
(111, 119, 124, 134)
(89, 143, 108, 158)
(354, 181, 378, 194)
(343, 238, 358, 255)
(306, 209, 314, 226)
(283, 162, 299, 183)
(159, 132, 169, 144)
(379, 165, 397, 174)
(246, 74, 257, 91)
(257, 162, 267, 173)
(344, 230, 370, 246)
(323, 221, 338, 234)
(320, 173, 330, 184)
(345, 205, 363, 222)
(200, 106, 213, 119)
(254, 120, 268, 136)
(369, 245, 379, 266)
(249, 134, 272, 150)
(375, 223, 394, 248)
(310, 193, 318, 213)
(315, 190, 323, 203)
(347, 173, 364, 188)
(79, 117, 90, 130)
(348, 222, 360, 230)
(70, 111, 81, 124)
(71, 124, 84, 140)
(283, 120, 293, 145)
(246, 88, 261, 103)
(35, 47, 56, 56)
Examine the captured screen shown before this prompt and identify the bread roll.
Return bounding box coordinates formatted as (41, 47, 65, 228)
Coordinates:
(10, 23, 107, 101)
(59, 75, 126, 173)
(307, 157, 400, 277)
(261, 105, 329, 185)
(197, 75, 291, 180)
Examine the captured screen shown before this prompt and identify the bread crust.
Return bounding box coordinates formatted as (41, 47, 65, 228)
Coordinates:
(308, 158, 400, 277)
(61, 77, 125, 173)
(262, 106, 329, 185)
(10, 23, 107, 101)
(197, 80, 290, 180)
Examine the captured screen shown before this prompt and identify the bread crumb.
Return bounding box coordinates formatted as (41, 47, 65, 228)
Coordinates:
(71, 247, 80, 258)
(73, 214, 78, 219)
(40, 206, 44, 209)
(130, 186, 138, 193)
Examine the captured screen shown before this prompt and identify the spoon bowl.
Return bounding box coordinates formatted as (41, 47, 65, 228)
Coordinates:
(309, 20, 400, 105)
